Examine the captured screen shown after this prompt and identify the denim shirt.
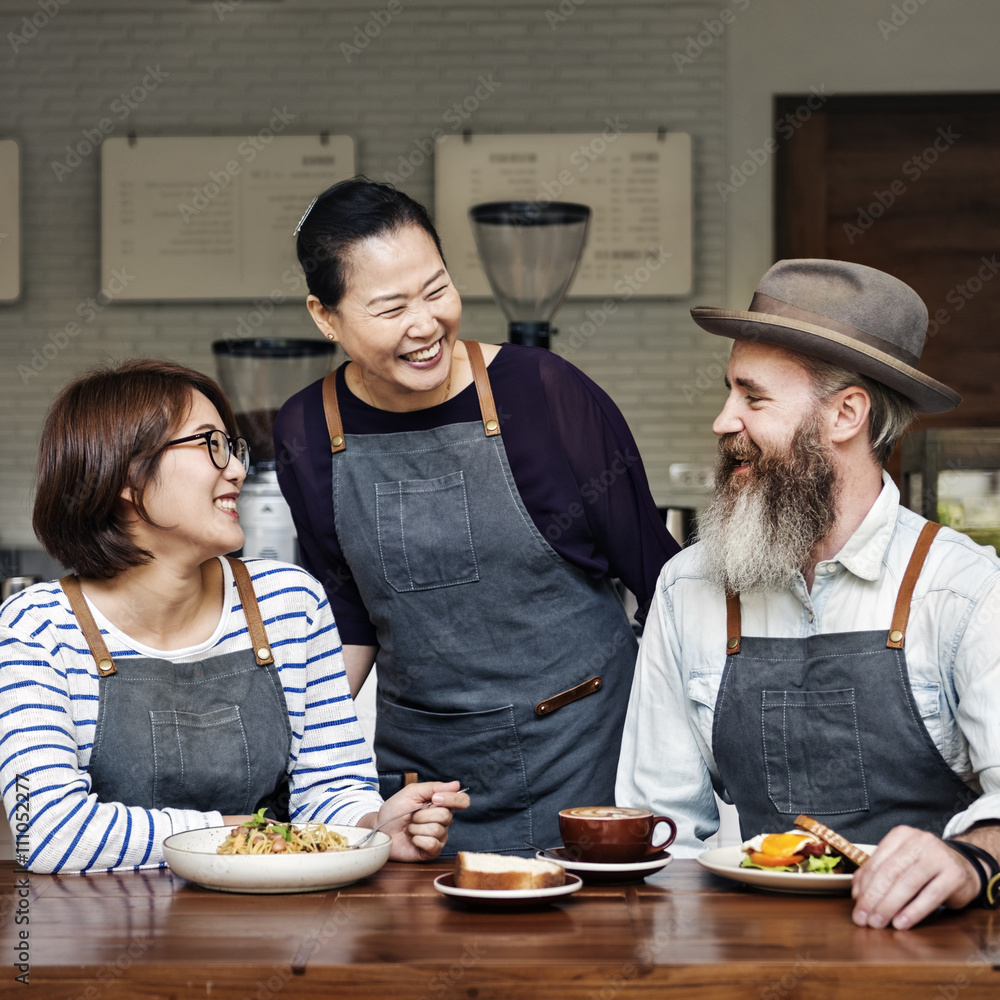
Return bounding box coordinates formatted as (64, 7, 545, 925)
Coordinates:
(616, 474, 1000, 856)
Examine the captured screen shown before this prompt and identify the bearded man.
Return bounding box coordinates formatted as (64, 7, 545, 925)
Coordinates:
(617, 259, 1000, 929)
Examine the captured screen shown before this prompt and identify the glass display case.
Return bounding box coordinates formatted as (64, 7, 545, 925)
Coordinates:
(900, 429, 1000, 551)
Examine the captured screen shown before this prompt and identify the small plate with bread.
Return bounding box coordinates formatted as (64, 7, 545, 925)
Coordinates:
(435, 852, 583, 907)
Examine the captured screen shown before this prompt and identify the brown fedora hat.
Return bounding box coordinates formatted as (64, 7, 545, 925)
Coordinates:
(690, 259, 960, 413)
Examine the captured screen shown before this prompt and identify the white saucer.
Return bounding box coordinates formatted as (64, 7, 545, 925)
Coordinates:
(433, 871, 583, 907)
(535, 847, 673, 883)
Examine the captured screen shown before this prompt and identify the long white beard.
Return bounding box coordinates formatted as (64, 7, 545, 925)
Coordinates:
(697, 419, 838, 595)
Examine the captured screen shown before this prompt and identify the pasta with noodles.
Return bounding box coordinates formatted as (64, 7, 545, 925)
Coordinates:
(217, 809, 350, 855)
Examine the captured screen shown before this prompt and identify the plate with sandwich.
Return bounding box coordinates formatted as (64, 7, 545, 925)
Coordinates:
(697, 815, 875, 895)
(435, 851, 583, 908)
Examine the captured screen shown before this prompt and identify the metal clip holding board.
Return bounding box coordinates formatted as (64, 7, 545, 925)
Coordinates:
(434, 131, 692, 299)
(0, 140, 20, 303)
(100, 135, 354, 300)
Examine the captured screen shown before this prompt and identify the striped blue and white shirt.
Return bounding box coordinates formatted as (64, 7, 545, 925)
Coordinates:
(0, 557, 382, 874)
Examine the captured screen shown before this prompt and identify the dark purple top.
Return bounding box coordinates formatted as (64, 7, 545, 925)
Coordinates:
(273, 343, 679, 646)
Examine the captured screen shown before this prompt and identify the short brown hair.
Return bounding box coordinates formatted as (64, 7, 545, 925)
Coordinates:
(33, 359, 238, 578)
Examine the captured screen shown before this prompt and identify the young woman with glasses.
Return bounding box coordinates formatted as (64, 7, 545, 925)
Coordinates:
(0, 359, 467, 874)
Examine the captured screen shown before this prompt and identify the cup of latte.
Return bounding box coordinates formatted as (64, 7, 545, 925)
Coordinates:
(558, 806, 677, 864)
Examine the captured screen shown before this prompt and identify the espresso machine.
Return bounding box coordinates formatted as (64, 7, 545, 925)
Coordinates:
(468, 201, 591, 349)
(212, 338, 337, 563)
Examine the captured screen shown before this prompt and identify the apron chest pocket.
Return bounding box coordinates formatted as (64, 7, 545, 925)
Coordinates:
(375, 472, 480, 593)
(150, 705, 252, 814)
(761, 687, 869, 817)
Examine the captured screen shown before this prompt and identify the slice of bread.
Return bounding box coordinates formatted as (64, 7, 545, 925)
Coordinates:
(454, 852, 566, 890)
(794, 814, 871, 868)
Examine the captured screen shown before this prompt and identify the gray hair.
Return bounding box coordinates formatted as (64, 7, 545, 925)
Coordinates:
(798, 355, 916, 466)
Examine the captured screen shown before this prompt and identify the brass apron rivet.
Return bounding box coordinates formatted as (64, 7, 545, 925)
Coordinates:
(888, 629, 903, 643)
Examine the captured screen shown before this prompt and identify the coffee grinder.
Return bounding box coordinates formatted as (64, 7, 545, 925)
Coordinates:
(212, 338, 337, 563)
(468, 201, 591, 349)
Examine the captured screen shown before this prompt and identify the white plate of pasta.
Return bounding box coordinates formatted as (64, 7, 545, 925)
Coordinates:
(163, 817, 392, 894)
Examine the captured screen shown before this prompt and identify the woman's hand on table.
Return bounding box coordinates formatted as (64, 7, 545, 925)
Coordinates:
(364, 780, 470, 862)
(851, 825, 981, 929)
(221, 815, 253, 827)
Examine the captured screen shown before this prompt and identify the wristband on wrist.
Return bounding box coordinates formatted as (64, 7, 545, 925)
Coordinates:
(944, 838, 1000, 909)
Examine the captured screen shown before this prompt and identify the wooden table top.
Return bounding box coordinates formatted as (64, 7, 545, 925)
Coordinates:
(3, 857, 1000, 999)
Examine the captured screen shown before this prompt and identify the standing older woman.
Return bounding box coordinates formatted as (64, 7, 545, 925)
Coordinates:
(0, 359, 466, 874)
(274, 179, 679, 855)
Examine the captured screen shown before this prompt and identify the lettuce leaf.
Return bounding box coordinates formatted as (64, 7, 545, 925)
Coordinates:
(738, 852, 844, 874)
(739, 857, 798, 872)
(803, 852, 842, 874)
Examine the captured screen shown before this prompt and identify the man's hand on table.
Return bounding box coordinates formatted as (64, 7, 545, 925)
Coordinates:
(852, 823, 1000, 929)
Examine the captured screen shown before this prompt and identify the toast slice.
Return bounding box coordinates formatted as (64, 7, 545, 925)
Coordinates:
(793, 815, 871, 868)
(454, 851, 566, 890)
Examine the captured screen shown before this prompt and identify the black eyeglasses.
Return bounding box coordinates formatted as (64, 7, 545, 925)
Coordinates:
(163, 429, 251, 472)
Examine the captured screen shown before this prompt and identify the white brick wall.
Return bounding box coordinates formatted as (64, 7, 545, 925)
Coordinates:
(0, 0, 730, 550)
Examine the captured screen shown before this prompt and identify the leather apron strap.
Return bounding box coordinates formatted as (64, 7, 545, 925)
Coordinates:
(463, 339, 501, 437)
(886, 521, 942, 649)
(724, 521, 943, 655)
(60, 575, 116, 677)
(61, 559, 275, 674)
(322, 340, 500, 453)
(323, 368, 346, 454)
(226, 558, 275, 665)
(725, 592, 741, 655)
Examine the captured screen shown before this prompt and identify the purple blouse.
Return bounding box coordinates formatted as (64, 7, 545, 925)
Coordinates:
(273, 343, 679, 646)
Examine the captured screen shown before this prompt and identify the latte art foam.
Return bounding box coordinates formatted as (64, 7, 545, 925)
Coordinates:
(561, 807, 648, 819)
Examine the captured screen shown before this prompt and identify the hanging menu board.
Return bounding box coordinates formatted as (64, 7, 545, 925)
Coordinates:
(434, 131, 691, 299)
(101, 135, 354, 300)
(0, 140, 19, 302)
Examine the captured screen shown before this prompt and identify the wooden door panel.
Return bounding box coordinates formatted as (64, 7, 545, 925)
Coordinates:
(775, 94, 1000, 441)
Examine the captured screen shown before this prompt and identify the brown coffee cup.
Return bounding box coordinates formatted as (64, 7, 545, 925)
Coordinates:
(558, 806, 677, 865)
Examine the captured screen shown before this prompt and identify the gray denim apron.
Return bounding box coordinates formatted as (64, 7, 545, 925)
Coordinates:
(322, 341, 638, 854)
(61, 558, 292, 817)
(713, 522, 973, 842)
